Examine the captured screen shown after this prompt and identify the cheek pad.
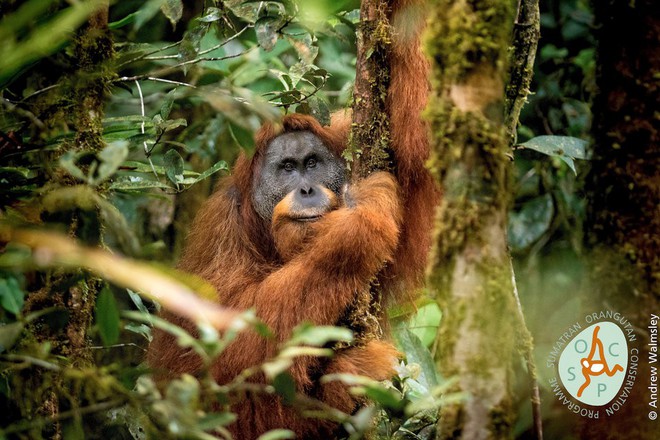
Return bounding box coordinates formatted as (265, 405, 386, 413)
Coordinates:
(252, 170, 292, 220)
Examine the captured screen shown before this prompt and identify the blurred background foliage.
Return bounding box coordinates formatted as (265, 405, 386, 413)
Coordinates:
(0, 0, 596, 438)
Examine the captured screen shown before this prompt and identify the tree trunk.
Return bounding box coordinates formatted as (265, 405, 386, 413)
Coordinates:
(18, 3, 113, 437)
(424, 1, 517, 438)
(582, 0, 659, 438)
(348, 0, 393, 177)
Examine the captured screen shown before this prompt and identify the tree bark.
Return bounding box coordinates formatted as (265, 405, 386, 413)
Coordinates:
(19, 3, 114, 437)
(348, 0, 393, 177)
(505, 0, 540, 145)
(424, 0, 517, 438)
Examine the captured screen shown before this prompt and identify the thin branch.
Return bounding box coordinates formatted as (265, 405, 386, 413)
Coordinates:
(19, 84, 60, 102)
(505, 0, 541, 145)
(1, 98, 45, 129)
(173, 46, 257, 68)
(198, 25, 253, 55)
(134, 80, 159, 180)
(116, 40, 182, 69)
(0, 399, 126, 435)
(1, 354, 61, 371)
(510, 260, 544, 440)
(116, 76, 196, 88)
(117, 47, 257, 83)
(143, 54, 178, 60)
(268, 76, 328, 107)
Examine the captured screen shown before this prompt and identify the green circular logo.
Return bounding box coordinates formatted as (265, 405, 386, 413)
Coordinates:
(558, 322, 628, 406)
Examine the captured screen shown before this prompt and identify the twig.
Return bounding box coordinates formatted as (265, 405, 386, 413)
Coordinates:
(140, 32, 252, 60)
(134, 80, 159, 180)
(19, 84, 60, 102)
(117, 47, 257, 83)
(0, 399, 126, 435)
(1, 98, 45, 129)
(510, 260, 544, 440)
(1, 354, 61, 371)
(267, 76, 328, 107)
(117, 76, 196, 88)
(197, 25, 253, 55)
(173, 46, 257, 68)
(117, 40, 182, 69)
(505, 0, 541, 145)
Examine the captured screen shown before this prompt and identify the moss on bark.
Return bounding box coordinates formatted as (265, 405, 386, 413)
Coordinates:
(423, 0, 517, 438)
(345, 0, 393, 177)
(16, 4, 115, 435)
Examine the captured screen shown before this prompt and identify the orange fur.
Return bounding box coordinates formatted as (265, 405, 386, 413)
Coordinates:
(148, 1, 436, 436)
(384, 0, 439, 299)
(149, 171, 402, 438)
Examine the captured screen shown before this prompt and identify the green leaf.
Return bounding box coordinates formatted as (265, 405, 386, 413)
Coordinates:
(394, 325, 439, 389)
(262, 358, 293, 379)
(272, 372, 296, 404)
(540, 44, 569, 61)
(96, 286, 121, 346)
(124, 323, 152, 341)
(407, 302, 442, 348)
(109, 11, 139, 29)
(160, 0, 183, 28)
(519, 135, 589, 159)
(165, 374, 200, 407)
(517, 135, 589, 175)
(257, 430, 295, 440)
(363, 384, 405, 410)
(197, 413, 237, 430)
(103, 115, 152, 125)
(193, 160, 228, 183)
(287, 324, 353, 347)
(198, 7, 223, 23)
(160, 89, 178, 120)
(508, 194, 554, 252)
(287, 33, 318, 65)
(123, 311, 213, 361)
(127, 289, 150, 315)
(278, 347, 333, 359)
(573, 48, 596, 74)
(179, 24, 207, 73)
(156, 118, 187, 133)
(163, 149, 185, 186)
(0, 0, 103, 84)
(256, 17, 280, 51)
(133, 0, 162, 31)
(0, 275, 25, 315)
(0, 167, 31, 179)
(110, 176, 171, 191)
(120, 161, 198, 177)
(0, 322, 23, 353)
(96, 141, 129, 184)
(288, 61, 309, 88)
(62, 417, 84, 440)
(59, 151, 88, 183)
(307, 97, 330, 126)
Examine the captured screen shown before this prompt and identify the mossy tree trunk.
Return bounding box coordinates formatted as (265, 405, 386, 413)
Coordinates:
(349, 0, 392, 177)
(424, 0, 517, 438)
(582, 1, 659, 438)
(18, 3, 114, 437)
(338, 0, 394, 345)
